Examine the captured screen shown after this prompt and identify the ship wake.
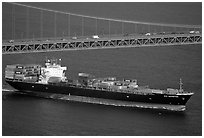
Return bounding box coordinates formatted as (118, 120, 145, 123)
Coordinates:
(2, 88, 14, 92)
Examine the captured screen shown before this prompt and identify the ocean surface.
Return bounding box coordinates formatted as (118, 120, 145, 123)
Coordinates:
(2, 2, 202, 136)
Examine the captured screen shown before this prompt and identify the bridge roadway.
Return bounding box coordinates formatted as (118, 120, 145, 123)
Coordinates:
(2, 32, 202, 54)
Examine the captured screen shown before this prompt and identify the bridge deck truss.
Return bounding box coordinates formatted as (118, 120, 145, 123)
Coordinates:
(2, 34, 202, 54)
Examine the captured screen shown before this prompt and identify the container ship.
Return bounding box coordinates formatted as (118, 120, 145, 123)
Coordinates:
(5, 58, 194, 110)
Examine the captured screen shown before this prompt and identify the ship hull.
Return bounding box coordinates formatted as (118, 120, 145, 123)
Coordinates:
(5, 79, 192, 105)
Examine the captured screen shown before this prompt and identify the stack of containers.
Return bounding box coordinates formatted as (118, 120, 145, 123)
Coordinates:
(14, 65, 26, 80)
(78, 73, 94, 86)
(5, 65, 17, 79)
(5, 64, 41, 82)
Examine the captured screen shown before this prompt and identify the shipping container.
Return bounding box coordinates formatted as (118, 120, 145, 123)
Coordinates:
(24, 76, 38, 82)
(5, 67, 16, 72)
(98, 83, 110, 89)
(16, 65, 24, 69)
(5, 70, 15, 74)
(6, 67, 25, 73)
(25, 73, 38, 77)
(5, 70, 15, 79)
(5, 74, 14, 79)
(5, 76, 14, 79)
(24, 64, 41, 69)
(6, 64, 19, 69)
(5, 64, 41, 81)
(14, 74, 25, 80)
(26, 72, 40, 76)
(25, 68, 34, 72)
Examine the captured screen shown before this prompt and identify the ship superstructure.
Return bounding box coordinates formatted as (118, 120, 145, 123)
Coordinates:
(5, 58, 194, 109)
(38, 59, 67, 84)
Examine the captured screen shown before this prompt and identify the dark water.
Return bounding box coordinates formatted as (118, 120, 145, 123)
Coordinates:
(2, 2, 202, 136)
(2, 45, 202, 136)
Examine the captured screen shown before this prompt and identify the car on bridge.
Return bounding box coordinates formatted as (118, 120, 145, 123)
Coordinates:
(145, 33, 151, 36)
(72, 36, 77, 40)
(189, 30, 200, 34)
(8, 40, 14, 43)
(189, 31, 195, 34)
(92, 35, 99, 39)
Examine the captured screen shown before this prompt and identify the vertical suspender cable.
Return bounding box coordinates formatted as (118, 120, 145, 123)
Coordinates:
(9, 3, 201, 30)
(26, 7, 29, 39)
(96, 18, 97, 35)
(8, 2, 201, 41)
(12, 4, 14, 40)
(68, 14, 70, 37)
(152, 25, 154, 33)
(161, 25, 163, 33)
(134, 24, 137, 34)
(12, 4, 15, 40)
(122, 21, 124, 35)
(40, 10, 43, 39)
(141, 24, 143, 34)
(173, 26, 176, 33)
(108, 20, 110, 37)
(148, 24, 150, 33)
(82, 16, 84, 36)
(54, 12, 56, 38)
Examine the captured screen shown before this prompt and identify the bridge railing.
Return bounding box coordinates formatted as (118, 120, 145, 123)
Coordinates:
(2, 30, 201, 45)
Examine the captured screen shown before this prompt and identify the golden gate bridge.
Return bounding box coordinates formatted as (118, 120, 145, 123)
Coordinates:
(2, 2, 202, 54)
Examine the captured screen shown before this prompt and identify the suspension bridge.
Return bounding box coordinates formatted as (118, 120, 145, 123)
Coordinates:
(2, 2, 202, 54)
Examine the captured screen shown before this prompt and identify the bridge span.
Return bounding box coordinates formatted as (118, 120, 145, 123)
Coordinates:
(2, 2, 202, 54)
(2, 33, 201, 54)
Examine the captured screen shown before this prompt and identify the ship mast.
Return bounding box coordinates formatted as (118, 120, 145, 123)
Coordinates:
(179, 78, 183, 92)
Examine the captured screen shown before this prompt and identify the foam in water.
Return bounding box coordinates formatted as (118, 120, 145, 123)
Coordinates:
(2, 89, 14, 92)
